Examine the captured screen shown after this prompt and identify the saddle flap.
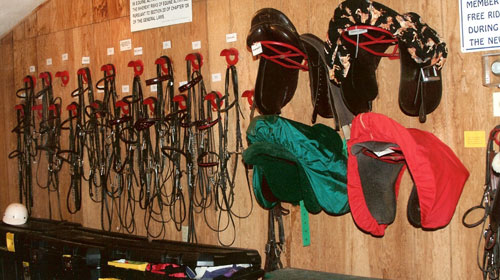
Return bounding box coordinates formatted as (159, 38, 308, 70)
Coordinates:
(407, 185, 421, 227)
(300, 34, 335, 118)
(398, 44, 443, 122)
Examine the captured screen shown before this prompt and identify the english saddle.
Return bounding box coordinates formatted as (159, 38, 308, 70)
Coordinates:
(247, 8, 353, 135)
(325, 0, 448, 123)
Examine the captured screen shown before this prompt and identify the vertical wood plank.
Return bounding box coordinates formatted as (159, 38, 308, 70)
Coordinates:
(93, 0, 130, 23)
(57, 0, 94, 31)
(0, 33, 18, 215)
(12, 20, 26, 42)
(440, 0, 486, 279)
(25, 12, 38, 39)
(36, 0, 56, 36)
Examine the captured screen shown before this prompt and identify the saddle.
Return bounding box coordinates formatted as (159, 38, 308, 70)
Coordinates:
(247, 8, 353, 134)
(243, 115, 349, 215)
(246, 8, 304, 115)
(325, 0, 448, 123)
(347, 112, 469, 236)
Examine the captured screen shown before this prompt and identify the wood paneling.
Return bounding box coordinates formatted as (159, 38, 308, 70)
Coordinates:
(36, 0, 93, 35)
(12, 12, 38, 41)
(92, 0, 129, 23)
(0, 32, 17, 213)
(0, 0, 493, 279)
(35, 0, 56, 36)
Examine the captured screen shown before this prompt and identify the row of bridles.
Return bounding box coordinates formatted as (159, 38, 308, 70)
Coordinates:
(11, 51, 254, 245)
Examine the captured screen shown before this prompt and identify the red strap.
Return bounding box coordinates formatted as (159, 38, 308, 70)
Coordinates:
(258, 41, 308, 71)
(14, 104, 24, 117)
(185, 53, 203, 71)
(242, 89, 254, 108)
(204, 91, 223, 111)
(143, 97, 157, 115)
(55, 71, 70, 86)
(115, 100, 130, 116)
(155, 57, 169, 75)
(128, 60, 144, 76)
(146, 263, 185, 277)
(341, 25, 400, 59)
(220, 48, 239, 67)
(173, 94, 187, 110)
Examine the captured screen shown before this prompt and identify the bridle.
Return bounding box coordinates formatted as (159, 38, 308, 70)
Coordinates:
(463, 126, 500, 279)
(34, 71, 63, 220)
(10, 75, 38, 216)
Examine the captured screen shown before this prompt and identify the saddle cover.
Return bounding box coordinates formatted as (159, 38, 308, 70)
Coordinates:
(347, 112, 469, 236)
(324, 0, 448, 121)
(243, 115, 349, 215)
(325, 0, 447, 85)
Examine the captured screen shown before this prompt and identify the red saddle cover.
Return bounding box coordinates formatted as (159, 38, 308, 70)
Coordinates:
(347, 112, 469, 236)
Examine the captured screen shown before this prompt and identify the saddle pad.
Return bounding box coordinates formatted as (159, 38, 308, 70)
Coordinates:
(347, 112, 469, 236)
(243, 115, 349, 215)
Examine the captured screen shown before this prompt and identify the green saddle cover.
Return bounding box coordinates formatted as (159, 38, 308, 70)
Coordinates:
(243, 115, 349, 215)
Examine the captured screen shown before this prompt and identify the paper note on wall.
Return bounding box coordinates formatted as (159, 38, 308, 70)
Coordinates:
(464, 130, 486, 148)
(130, 0, 192, 32)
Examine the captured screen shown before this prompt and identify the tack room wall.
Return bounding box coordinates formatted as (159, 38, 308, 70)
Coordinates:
(0, 0, 491, 279)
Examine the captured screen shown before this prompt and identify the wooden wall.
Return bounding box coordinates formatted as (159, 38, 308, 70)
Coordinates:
(0, 0, 493, 279)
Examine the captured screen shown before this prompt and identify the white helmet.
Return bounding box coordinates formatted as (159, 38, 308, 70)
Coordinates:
(2, 203, 28, 225)
(493, 152, 500, 174)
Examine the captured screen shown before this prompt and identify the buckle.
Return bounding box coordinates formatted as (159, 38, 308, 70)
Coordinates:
(420, 65, 440, 82)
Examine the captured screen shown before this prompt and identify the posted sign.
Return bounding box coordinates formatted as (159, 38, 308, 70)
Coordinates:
(459, 0, 500, 52)
(130, 0, 192, 32)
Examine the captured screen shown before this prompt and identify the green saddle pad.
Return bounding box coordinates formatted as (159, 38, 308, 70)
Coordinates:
(243, 115, 349, 215)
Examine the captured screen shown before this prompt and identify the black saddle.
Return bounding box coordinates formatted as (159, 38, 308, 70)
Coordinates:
(247, 8, 352, 133)
(246, 8, 304, 115)
(325, 0, 447, 123)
